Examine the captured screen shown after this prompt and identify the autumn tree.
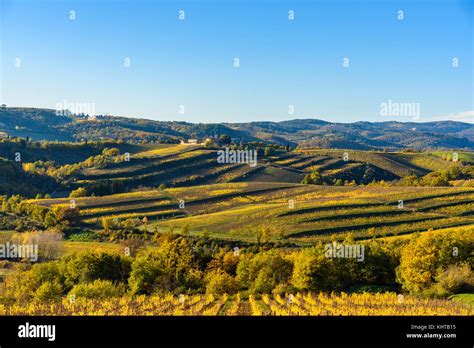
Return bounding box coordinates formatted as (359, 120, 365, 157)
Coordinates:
(397, 231, 473, 294)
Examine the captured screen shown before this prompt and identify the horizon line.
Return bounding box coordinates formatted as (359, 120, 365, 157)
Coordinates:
(1, 105, 473, 125)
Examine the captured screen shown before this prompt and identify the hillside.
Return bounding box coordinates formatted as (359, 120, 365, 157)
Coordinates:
(0, 139, 468, 198)
(4, 141, 470, 245)
(67, 145, 466, 193)
(1, 107, 473, 150)
(26, 183, 474, 244)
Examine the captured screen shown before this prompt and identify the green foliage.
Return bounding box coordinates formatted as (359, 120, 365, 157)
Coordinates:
(291, 246, 334, 291)
(206, 250, 240, 276)
(70, 187, 88, 198)
(34, 281, 63, 302)
(218, 134, 231, 145)
(264, 147, 276, 156)
(399, 166, 474, 187)
(426, 264, 474, 297)
(397, 231, 473, 294)
(45, 206, 80, 228)
(61, 252, 131, 289)
(69, 280, 123, 299)
(0, 158, 59, 196)
(1, 230, 471, 304)
(5, 261, 64, 302)
(205, 270, 237, 295)
(302, 170, 323, 185)
(291, 241, 398, 292)
(236, 251, 292, 293)
(128, 236, 200, 294)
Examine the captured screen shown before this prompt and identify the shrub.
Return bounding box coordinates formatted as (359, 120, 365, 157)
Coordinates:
(397, 231, 473, 294)
(205, 271, 237, 295)
(20, 229, 64, 261)
(302, 170, 323, 185)
(69, 187, 87, 198)
(6, 261, 63, 302)
(236, 251, 292, 293)
(291, 247, 332, 291)
(128, 237, 201, 294)
(68, 280, 123, 299)
(426, 264, 474, 297)
(62, 252, 131, 289)
(34, 281, 63, 302)
(206, 250, 240, 276)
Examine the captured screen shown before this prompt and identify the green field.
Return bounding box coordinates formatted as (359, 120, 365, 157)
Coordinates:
(431, 151, 474, 164)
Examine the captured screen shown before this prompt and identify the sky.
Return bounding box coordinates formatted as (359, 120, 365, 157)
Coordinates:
(0, 0, 472, 123)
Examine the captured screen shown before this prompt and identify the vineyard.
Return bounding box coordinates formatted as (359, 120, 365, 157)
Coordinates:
(53, 145, 463, 192)
(1, 139, 473, 319)
(0, 292, 471, 316)
(24, 182, 474, 243)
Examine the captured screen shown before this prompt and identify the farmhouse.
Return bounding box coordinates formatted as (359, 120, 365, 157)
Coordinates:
(180, 138, 212, 145)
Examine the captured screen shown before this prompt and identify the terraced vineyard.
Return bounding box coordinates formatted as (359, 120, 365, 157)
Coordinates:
(155, 185, 474, 243)
(66, 145, 463, 193)
(27, 181, 474, 244)
(1, 292, 471, 316)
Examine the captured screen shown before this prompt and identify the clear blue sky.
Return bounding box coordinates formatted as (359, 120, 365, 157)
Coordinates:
(0, 0, 472, 123)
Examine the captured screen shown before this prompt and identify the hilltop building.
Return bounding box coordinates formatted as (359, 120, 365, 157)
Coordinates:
(180, 138, 212, 146)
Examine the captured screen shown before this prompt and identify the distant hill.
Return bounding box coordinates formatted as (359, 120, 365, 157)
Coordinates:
(1, 107, 473, 150)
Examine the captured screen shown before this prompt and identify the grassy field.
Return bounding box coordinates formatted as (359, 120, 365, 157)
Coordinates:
(63, 241, 124, 255)
(431, 151, 474, 164)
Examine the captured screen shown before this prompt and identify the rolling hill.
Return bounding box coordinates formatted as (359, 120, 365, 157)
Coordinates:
(1, 107, 473, 150)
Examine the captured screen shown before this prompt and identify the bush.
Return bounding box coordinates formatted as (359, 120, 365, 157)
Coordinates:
(34, 281, 63, 302)
(302, 170, 323, 185)
(68, 280, 122, 299)
(206, 250, 240, 276)
(236, 251, 292, 294)
(20, 229, 64, 261)
(205, 271, 237, 295)
(291, 247, 333, 291)
(128, 237, 201, 294)
(426, 264, 474, 297)
(69, 187, 87, 198)
(6, 262, 64, 302)
(397, 231, 473, 294)
(62, 252, 131, 289)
